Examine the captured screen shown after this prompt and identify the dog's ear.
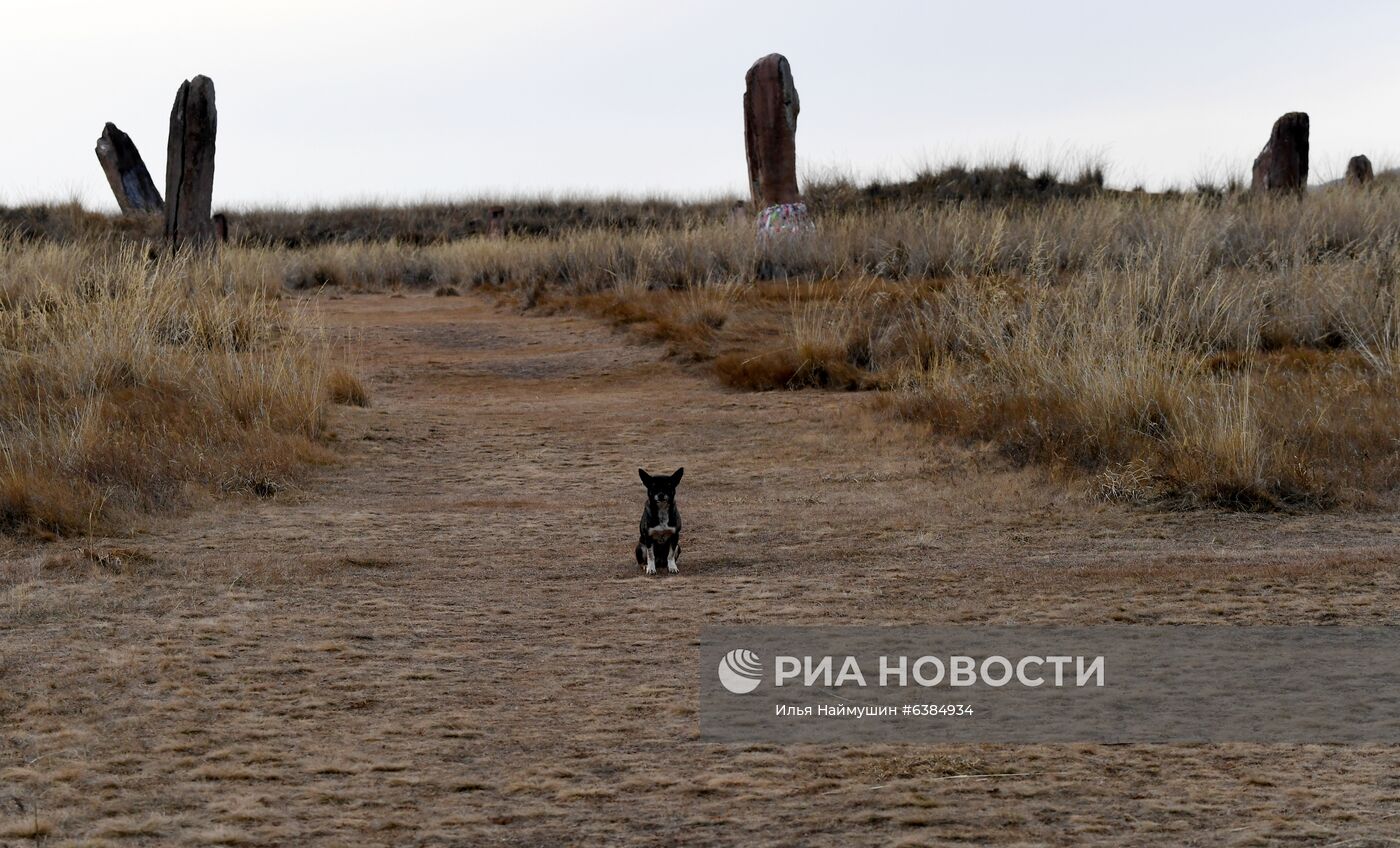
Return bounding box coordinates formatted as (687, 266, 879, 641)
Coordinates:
(638, 468, 651, 485)
(670, 468, 684, 485)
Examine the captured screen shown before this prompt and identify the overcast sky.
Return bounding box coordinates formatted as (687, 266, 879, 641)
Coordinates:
(3, 0, 1398, 209)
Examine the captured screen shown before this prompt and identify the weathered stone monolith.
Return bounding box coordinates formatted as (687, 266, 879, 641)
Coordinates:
(743, 54, 801, 210)
(1346, 154, 1374, 187)
(165, 75, 218, 251)
(95, 123, 163, 214)
(1250, 112, 1309, 193)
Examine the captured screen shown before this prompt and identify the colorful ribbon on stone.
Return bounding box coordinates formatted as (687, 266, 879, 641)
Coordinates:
(756, 202, 813, 238)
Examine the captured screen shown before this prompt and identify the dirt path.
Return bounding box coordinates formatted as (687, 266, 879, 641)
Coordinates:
(3, 292, 1399, 846)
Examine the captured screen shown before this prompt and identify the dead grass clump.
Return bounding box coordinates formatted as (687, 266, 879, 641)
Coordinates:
(0, 239, 348, 536)
(713, 349, 809, 390)
(325, 366, 370, 407)
(0, 470, 95, 537)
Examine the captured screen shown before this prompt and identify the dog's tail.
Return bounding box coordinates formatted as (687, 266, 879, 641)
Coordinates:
(634, 543, 645, 565)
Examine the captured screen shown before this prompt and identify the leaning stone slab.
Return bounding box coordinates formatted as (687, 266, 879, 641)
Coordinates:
(95, 122, 163, 214)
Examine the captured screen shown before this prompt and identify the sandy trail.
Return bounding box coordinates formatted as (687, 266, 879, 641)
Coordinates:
(2, 292, 1398, 846)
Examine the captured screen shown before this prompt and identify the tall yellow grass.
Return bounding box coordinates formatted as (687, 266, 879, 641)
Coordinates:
(889, 259, 1400, 506)
(0, 240, 358, 536)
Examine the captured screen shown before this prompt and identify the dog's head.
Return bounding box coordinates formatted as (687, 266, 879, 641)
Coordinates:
(639, 467, 683, 508)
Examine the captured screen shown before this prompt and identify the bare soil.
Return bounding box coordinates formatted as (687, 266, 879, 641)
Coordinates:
(3, 292, 1398, 846)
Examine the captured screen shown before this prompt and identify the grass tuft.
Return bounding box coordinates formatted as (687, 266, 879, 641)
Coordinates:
(325, 366, 370, 407)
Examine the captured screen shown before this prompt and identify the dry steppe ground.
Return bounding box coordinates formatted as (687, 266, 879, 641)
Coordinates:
(2, 291, 1398, 846)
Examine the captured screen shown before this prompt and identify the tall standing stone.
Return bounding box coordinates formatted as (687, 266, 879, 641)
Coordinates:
(1345, 155, 1374, 187)
(1250, 112, 1309, 193)
(165, 75, 218, 251)
(743, 54, 801, 211)
(95, 123, 163, 214)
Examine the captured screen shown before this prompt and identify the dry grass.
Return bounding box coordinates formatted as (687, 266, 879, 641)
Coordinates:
(888, 264, 1400, 508)
(0, 239, 360, 536)
(7, 181, 1400, 510)
(324, 365, 369, 407)
(519, 199, 1400, 506)
(102, 180, 1388, 298)
(488, 187, 1398, 508)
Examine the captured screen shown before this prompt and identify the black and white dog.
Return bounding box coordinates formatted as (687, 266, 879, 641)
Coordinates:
(635, 468, 683, 575)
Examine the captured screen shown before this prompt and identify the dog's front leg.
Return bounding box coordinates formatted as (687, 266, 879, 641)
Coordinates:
(666, 542, 679, 574)
(644, 544, 657, 576)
